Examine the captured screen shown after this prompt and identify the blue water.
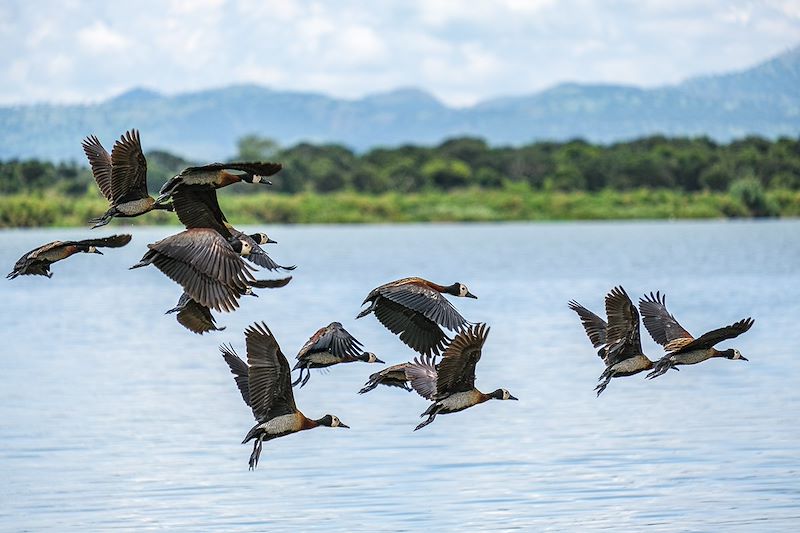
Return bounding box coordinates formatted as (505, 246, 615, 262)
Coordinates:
(1, 221, 799, 531)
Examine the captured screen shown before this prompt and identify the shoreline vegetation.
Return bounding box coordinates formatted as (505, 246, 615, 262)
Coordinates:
(1, 135, 798, 227)
(2, 187, 799, 228)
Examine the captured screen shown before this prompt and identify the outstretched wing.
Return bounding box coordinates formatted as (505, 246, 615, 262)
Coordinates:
(638, 291, 694, 351)
(298, 322, 363, 361)
(436, 323, 490, 396)
(245, 322, 296, 421)
(380, 282, 468, 331)
(175, 296, 224, 334)
(405, 356, 438, 400)
(82, 135, 114, 202)
(171, 187, 231, 238)
(70, 234, 132, 249)
(110, 129, 149, 202)
(181, 162, 282, 177)
(677, 318, 754, 352)
(373, 296, 451, 356)
(220, 344, 250, 407)
(604, 286, 643, 365)
(568, 300, 607, 349)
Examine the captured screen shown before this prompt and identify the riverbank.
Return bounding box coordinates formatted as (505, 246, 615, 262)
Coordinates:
(2, 187, 798, 227)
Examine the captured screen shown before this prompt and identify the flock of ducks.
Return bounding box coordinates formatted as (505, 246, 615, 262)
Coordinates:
(570, 287, 753, 396)
(7, 129, 755, 470)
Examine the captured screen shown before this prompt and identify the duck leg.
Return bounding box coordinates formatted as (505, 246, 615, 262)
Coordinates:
(646, 358, 674, 379)
(88, 208, 115, 229)
(594, 378, 611, 397)
(248, 437, 264, 470)
(414, 404, 441, 431)
(291, 367, 305, 387)
(300, 368, 312, 388)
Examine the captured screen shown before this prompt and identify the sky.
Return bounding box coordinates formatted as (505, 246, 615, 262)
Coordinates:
(1, 0, 798, 107)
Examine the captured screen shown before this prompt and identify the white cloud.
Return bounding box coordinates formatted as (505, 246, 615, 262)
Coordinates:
(0, 0, 798, 106)
(77, 21, 130, 54)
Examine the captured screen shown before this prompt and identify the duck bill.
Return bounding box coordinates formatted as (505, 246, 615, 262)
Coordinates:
(739, 355, 749, 361)
(375, 358, 385, 364)
(338, 423, 350, 429)
(266, 238, 277, 244)
(508, 395, 519, 401)
(465, 291, 478, 299)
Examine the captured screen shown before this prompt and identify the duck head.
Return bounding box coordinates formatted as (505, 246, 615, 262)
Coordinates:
(240, 173, 272, 186)
(444, 282, 477, 299)
(250, 232, 277, 245)
(84, 245, 103, 255)
(722, 348, 748, 361)
(317, 414, 349, 429)
(489, 388, 518, 401)
(358, 352, 384, 364)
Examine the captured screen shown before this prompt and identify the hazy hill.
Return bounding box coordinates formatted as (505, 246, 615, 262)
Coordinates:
(1, 45, 797, 161)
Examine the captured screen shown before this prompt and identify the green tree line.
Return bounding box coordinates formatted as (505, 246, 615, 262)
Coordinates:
(2, 135, 799, 218)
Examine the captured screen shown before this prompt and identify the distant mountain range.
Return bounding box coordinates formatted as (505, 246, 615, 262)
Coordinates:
(1, 45, 798, 161)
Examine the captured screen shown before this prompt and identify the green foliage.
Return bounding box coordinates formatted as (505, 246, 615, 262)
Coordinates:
(0, 134, 798, 226)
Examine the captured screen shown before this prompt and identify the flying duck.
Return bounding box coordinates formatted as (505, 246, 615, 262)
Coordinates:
(221, 322, 349, 469)
(82, 130, 173, 228)
(639, 292, 754, 379)
(166, 276, 292, 334)
(356, 277, 477, 356)
(171, 186, 296, 272)
(157, 161, 282, 203)
(292, 322, 383, 388)
(7, 234, 132, 279)
(358, 358, 436, 394)
(569, 286, 655, 396)
(405, 323, 517, 431)
(130, 228, 257, 312)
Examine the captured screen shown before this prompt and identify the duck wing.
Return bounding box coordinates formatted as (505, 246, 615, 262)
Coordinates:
(373, 296, 451, 356)
(298, 322, 363, 361)
(674, 318, 754, 352)
(174, 296, 225, 334)
(220, 344, 250, 407)
(109, 129, 149, 202)
(181, 162, 282, 176)
(82, 135, 114, 203)
(245, 322, 296, 421)
(436, 323, 489, 397)
(604, 286, 644, 365)
(638, 291, 695, 351)
(379, 281, 468, 331)
(568, 300, 607, 349)
(405, 356, 438, 400)
(67, 234, 132, 249)
(141, 229, 256, 312)
(171, 187, 231, 238)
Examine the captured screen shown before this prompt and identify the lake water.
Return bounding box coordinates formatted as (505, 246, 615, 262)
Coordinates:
(1, 221, 799, 531)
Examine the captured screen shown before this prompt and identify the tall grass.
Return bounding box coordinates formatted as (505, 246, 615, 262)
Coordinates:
(1, 188, 797, 228)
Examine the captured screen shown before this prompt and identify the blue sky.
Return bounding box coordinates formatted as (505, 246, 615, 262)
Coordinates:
(1, 0, 798, 106)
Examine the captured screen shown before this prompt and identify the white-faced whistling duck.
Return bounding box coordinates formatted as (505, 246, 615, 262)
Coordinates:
(356, 277, 477, 356)
(130, 228, 258, 312)
(292, 322, 383, 388)
(221, 322, 349, 469)
(82, 130, 173, 228)
(639, 291, 754, 379)
(7, 234, 132, 279)
(156, 161, 282, 203)
(358, 357, 436, 394)
(171, 186, 295, 272)
(569, 286, 655, 396)
(166, 276, 293, 335)
(404, 323, 517, 431)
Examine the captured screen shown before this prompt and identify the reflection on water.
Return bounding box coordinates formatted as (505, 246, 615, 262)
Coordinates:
(1, 221, 799, 531)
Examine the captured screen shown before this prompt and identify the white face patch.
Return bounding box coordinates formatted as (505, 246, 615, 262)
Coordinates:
(252, 175, 262, 183)
(258, 233, 269, 244)
(368, 353, 378, 363)
(502, 389, 510, 400)
(240, 240, 252, 255)
(459, 284, 468, 296)
(733, 350, 743, 360)
(331, 416, 340, 427)
(88, 246, 97, 253)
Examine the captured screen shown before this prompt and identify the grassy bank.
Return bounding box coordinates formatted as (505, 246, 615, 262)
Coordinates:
(1, 187, 799, 228)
